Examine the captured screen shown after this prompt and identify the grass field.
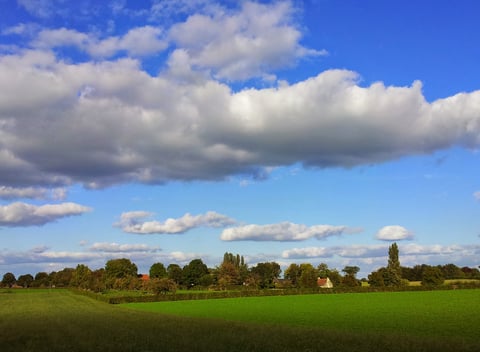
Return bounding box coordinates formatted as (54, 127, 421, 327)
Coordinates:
(1, 289, 479, 352)
(123, 290, 480, 341)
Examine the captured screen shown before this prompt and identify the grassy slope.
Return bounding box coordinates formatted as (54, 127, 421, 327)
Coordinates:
(124, 290, 480, 341)
(0, 289, 479, 352)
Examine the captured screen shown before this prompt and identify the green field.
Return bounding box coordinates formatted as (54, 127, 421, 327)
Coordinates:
(1, 289, 479, 352)
(123, 290, 480, 340)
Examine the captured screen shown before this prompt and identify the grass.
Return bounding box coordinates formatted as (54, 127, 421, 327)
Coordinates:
(1, 289, 479, 352)
(123, 290, 480, 341)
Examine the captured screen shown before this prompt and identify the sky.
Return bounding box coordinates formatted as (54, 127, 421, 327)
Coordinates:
(0, 0, 479, 279)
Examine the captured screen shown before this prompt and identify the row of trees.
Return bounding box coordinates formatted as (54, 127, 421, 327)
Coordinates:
(2, 245, 479, 292)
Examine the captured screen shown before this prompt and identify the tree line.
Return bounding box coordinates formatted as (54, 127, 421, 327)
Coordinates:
(2, 244, 479, 292)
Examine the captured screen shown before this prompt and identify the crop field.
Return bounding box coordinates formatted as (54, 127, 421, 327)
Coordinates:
(1, 289, 479, 352)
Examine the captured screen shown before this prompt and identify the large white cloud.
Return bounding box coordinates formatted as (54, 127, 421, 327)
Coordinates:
(375, 225, 414, 241)
(221, 222, 353, 241)
(118, 211, 236, 234)
(1, 3, 480, 190)
(0, 202, 91, 227)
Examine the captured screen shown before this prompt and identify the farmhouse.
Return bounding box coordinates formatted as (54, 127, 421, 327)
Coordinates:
(317, 277, 333, 288)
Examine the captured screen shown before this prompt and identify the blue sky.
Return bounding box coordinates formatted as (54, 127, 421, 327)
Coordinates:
(0, 0, 479, 278)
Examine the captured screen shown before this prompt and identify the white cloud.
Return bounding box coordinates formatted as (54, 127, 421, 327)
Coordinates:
(221, 222, 354, 241)
(473, 191, 480, 201)
(118, 211, 236, 234)
(31, 26, 167, 58)
(375, 225, 414, 241)
(281, 244, 480, 263)
(89, 242, 160, 253)
(1, 48, 480, 188)
(168, 1, 325, 80)
(282, 245, 387, 259)
(0, 202, 91, 227)
(0, 186, 67, 200)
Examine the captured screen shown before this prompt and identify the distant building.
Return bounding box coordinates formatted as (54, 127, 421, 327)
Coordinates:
(317, 277, 333, 288)
(138, 274, 150, 281)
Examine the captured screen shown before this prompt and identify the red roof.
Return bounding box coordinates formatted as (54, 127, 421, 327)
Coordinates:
(317, 278, 328, 286)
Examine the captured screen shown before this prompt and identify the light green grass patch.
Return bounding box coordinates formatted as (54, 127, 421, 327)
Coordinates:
(124, 290, 480, 341)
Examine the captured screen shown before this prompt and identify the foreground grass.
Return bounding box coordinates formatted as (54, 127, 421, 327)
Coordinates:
(0, 289, 479, 352)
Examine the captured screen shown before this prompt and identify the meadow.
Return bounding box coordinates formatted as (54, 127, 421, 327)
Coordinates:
(1, 289, 479, 352)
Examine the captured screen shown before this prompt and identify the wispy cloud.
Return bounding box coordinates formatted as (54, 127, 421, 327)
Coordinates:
(118, 211, 236, 234)
(0, 186, 67, 200)
(282, 243, 480, 261)
(221, 222, 358, 241)
(473, 191, 480, 201)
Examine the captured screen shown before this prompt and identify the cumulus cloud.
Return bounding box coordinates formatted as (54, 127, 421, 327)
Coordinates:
(375, 225, 414, 241)
(31, 26, 167, 58)
(0, 3, 480, 190)
(118, 211, 236, 234)
(220, 222, 355, 241)
(1, 51, 479, 189)
(168, 1, 325, 80)
(0, 202, 91, 227)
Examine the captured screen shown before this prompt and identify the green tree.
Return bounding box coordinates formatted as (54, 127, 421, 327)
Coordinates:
(342, 266, 360, 287)
(218, 252, 248, 286)
(32, 272, 50, 287)
(250, 262, 281, 289)
(105, 258, 138, 289)
(368, 268, 386, 287)
(183, 259, 209, 287)
(167, 264, 183, 285)
(2, 272, 16, 288)
(17, 274, 34, 288)
(284, 263, 301, 286)
(384, 242, 402, 287)
(441, 263, 464, 279)
(148, 278, 177, 295)
(421, 266, 445, 287)
(71, 264, 92, 289)
(52, 268, 74, 287)
(298, 263, 318, 288)
(149, 262, 167, 279)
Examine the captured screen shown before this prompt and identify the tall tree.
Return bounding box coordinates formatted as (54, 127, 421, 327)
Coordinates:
(385, 242, 402, 286)
(284, 263, 301, 286)
(298, 263, 318, 288)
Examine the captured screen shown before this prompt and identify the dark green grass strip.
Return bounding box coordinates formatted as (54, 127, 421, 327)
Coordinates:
(1, 289, 479, 352)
